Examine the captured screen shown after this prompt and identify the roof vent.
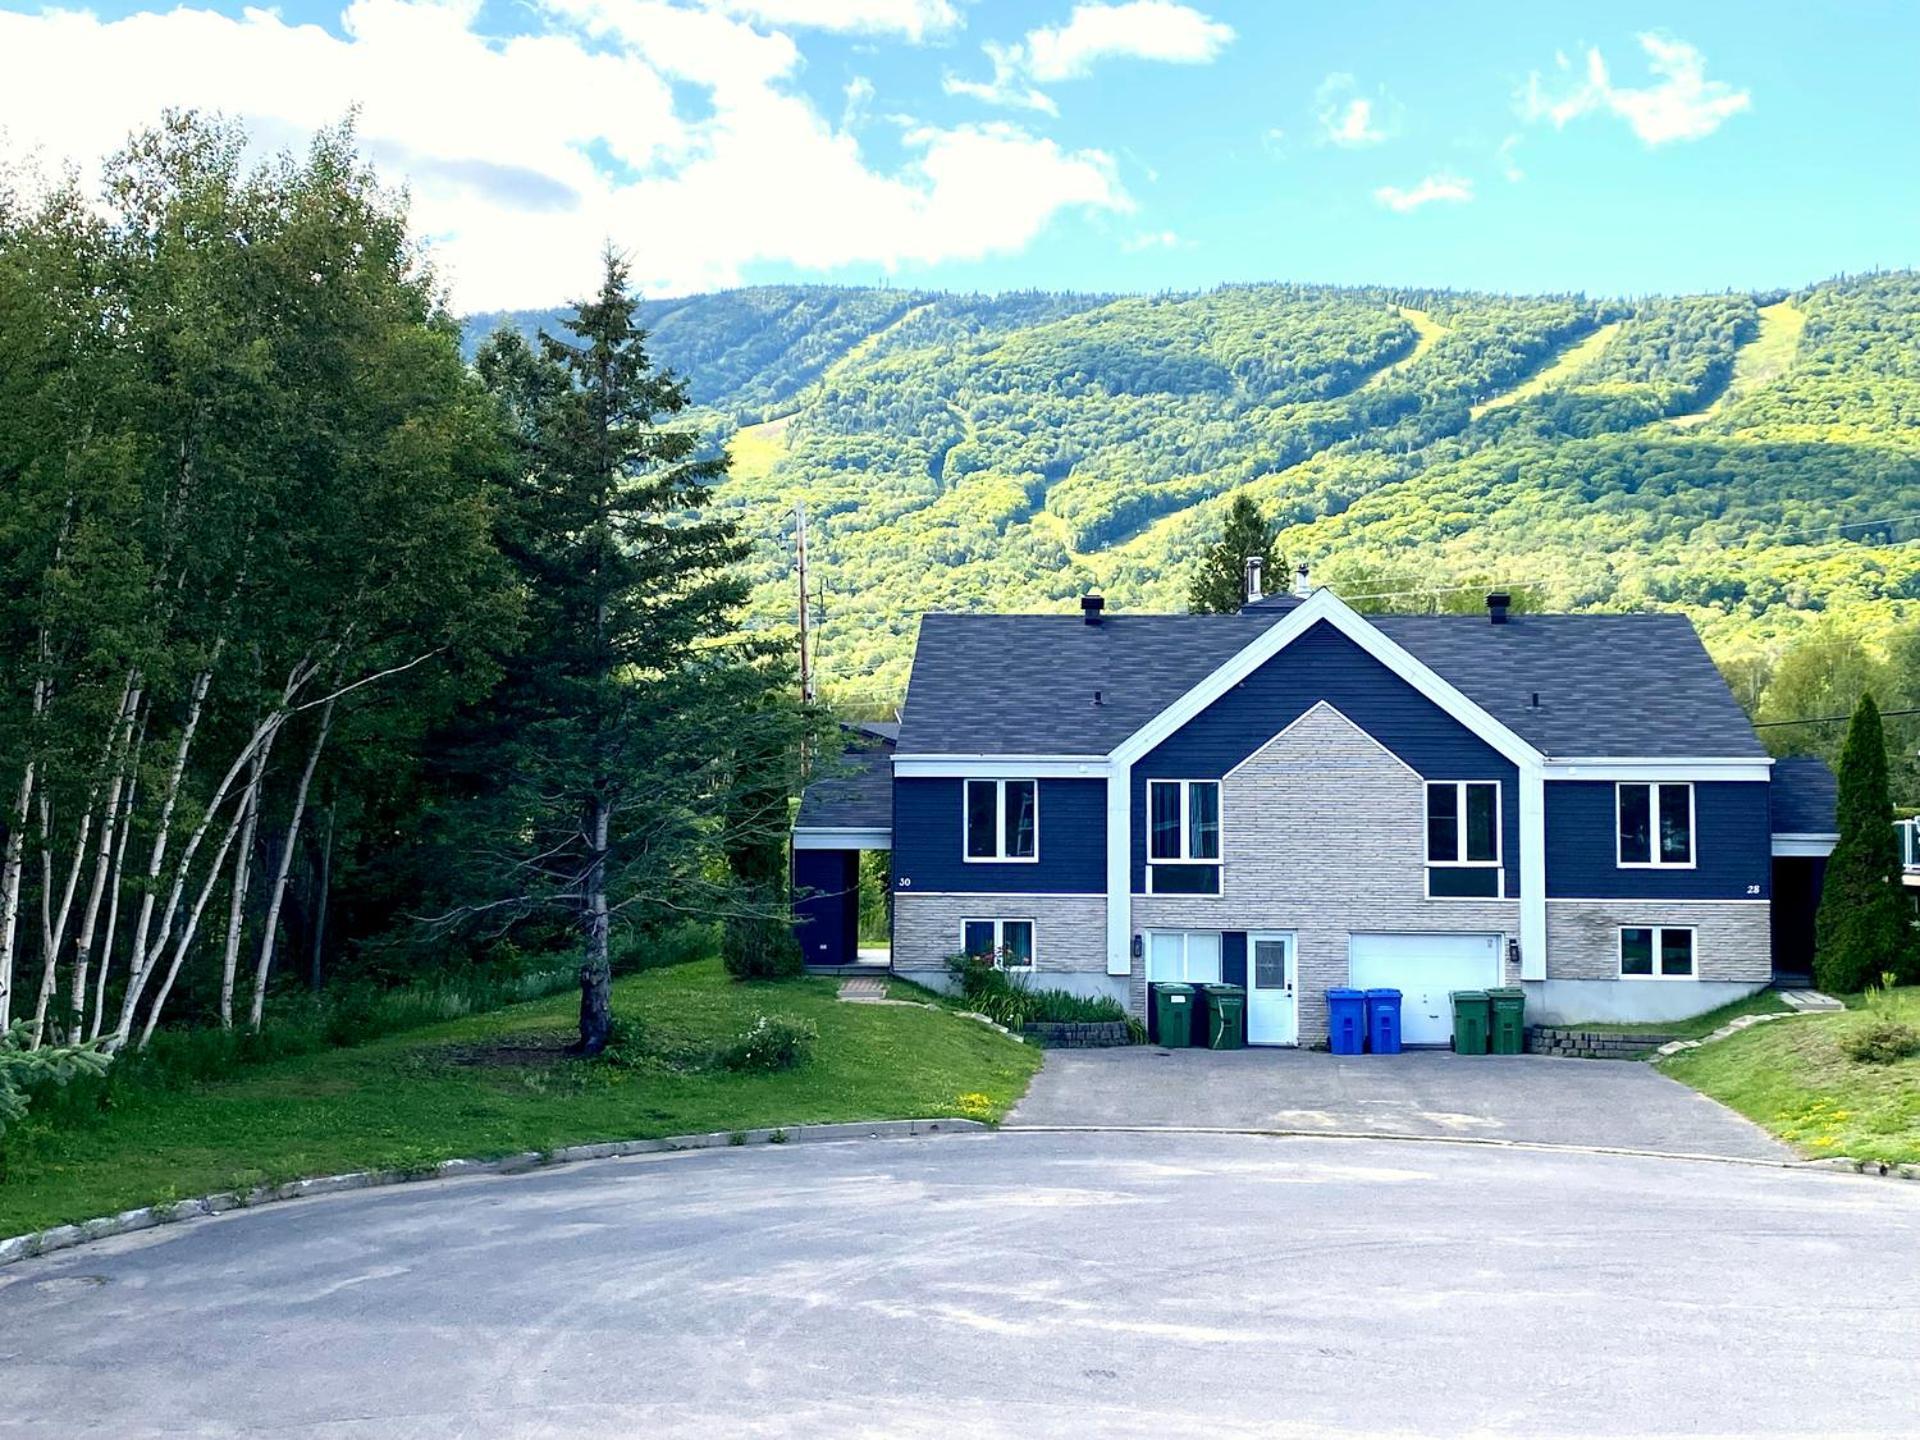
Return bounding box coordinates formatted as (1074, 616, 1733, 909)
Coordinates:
(1092, 689, 1104, 707)
(1293, 562, 1312, 599)
(1081, 594, 1106, 626)
(1487, 591, 1511, 626)
(1243, 556, 1264, 605)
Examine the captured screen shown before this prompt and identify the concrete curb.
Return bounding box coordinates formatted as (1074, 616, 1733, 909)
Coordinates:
(998, 1121, 1881, 1176)
(0, 1117, 987, 1271)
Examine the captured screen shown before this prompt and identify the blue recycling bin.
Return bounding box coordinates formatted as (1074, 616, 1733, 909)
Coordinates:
(1365, 988, 1403, 1055)
(1326, 988, 1367, 1055)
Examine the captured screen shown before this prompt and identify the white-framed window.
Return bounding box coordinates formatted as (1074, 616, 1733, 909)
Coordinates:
(1144, 930, 1223, 983)
(964, 779, 1037, 862)
(1146, 779, 1222, 895)
(1425, 781, 1502, 898)
(1148, 779, 1221, 862)
(961, 918, 1034, 971)
(1619, 926, 1695, 979)
(1617, 782, 1694, 868)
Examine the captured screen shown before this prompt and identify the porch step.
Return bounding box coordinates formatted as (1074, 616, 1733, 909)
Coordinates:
(1779, 989, 1845, 1013)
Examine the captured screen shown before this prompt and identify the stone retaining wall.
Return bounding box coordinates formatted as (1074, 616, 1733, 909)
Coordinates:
(1526, 1025, 1677, 1060)
(1020, 1020, 1133, 1049)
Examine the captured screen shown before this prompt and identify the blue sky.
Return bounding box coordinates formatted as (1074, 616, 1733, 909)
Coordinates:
(1, 0, 1913, 308)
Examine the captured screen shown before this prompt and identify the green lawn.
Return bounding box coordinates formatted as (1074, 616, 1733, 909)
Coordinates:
(0, 959, 1041, 1237)
(1562, 989, 1793, 1040)
(1662, 990, 1920, 1165)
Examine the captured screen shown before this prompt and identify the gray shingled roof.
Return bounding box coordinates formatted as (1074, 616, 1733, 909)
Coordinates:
(1769, 756, 1839, 833)
(794, 729, 894, 830)
(895, 608, 1766, 760)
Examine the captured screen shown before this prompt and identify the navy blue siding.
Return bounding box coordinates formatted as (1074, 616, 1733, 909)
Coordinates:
(791, 848, 859, 966)
(893, 777, 1106, 893)
(1544, 781, 1771, 899)
(1132, 622, 1520, 894)
(1222, 931, 1248, 988)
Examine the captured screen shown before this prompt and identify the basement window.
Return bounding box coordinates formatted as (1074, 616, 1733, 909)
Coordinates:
(962, 918, 1034, 972)
(1620, 926, 1695, 979)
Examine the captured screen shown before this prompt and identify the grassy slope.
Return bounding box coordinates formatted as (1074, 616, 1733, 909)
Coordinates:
(1563, 989, 1792, 1039)
(1470, 319, 1622, 418)
(1671, 298, 1805, 428)
(1662, 990, 1920, 1164)
(0, 959, 1040, 1237)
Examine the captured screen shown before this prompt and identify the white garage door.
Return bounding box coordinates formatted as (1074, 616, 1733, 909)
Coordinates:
(1348, 933, 1503, 1047)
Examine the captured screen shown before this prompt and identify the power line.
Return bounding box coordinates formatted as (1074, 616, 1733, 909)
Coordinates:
(1755, 707, 1920, 729)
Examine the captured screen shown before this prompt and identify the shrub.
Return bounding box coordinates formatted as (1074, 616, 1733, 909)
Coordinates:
(942, 953, 1125, 1026)
(722, 916, 804, 981)
(718, 1013, 818, 1072)
(1840, 1018, 1920, 1065)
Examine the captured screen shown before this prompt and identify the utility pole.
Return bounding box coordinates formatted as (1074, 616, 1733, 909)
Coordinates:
(795, 501, 815, 704)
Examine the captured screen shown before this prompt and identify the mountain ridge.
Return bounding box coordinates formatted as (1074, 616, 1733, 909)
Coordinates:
(463, 275, 1920, 705)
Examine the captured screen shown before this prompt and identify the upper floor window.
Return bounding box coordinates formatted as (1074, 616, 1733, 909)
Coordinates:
(1426, 781, 1502, 898)
(1148, 780, 1221, 863)
(965, 779, 1037, 862)
(1618, 783, 1693, 868)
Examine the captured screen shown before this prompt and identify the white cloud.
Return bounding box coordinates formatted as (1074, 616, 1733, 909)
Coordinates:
(1024, 0, 1233, 82)
(1121, 228, 1181, 251)
(0, 0, 1129, 309)
(1521, 32, 1750, 146)
(1374, 171, 1473, 213)
(842, 75, 876, 130)
(946, 1, 1231, 113)
(1496, 132, 1524, 182)
(943, 41, 1059, 116)
(714, 0, 961, 42)
(1314, 73, 1397, 147)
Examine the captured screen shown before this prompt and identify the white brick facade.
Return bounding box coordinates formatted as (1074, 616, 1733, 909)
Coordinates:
(1130, 704, 1519, 1041)
(1544, 899, 1770, 982)
(893, 891, 1106, 982)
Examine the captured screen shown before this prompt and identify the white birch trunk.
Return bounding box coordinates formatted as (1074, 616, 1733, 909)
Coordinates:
(218, 746, 266, 1029)
(249, 701, 332, 1031)
(114, 703, 281, 1047)
(118, 664, 216, 1032)
(70, 684, 142, 1040)
(136, 786, 254, 1048)
(0, 674, 47, 1032)
(88, 721, 144, 1044)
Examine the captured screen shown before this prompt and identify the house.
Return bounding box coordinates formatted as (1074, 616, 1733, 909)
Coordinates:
(791, 576, 1840, 1044)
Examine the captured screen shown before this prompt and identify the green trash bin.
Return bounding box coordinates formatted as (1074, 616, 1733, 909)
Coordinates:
(1450, 990, 1491, 1055)
(1151, 983, 1196, 1048)
(1196, 983, 1246, 1050)
(1488, 986, 1526, 1055)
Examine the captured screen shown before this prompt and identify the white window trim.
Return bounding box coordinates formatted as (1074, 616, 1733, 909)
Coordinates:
(1425, 780, 1503, 868)
(1424, 781, 1505, 899)
(1616, 781, 1697, 870)
(1618, 925, 1697, 980)
(1143, 929, 1224, 983)
(1147, 778, 1223, 865)
(962, 778, 1040, 864)
(960, 917, 1036, 972)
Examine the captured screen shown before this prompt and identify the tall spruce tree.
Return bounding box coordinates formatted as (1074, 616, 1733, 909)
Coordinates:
(1814, 694, 1914, 992)
(1187, 494, 1286, 614)
(469, 252, 756, 1053)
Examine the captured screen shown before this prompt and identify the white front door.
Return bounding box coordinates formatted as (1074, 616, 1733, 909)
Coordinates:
(1347, 932, 1503, 1046)
(1246, 932, 1297, 1046)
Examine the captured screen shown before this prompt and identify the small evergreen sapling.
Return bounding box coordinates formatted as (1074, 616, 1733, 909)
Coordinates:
(1814, 695, 1916, 993)
(1187, 494, 1286, 614)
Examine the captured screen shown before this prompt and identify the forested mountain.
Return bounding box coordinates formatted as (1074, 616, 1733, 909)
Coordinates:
(465, 274, 1920, 709)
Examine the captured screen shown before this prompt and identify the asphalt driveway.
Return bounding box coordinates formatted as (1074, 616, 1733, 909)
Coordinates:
(1008, 1046, 1790, 1159)
(2, 1130, 1914, 1438)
